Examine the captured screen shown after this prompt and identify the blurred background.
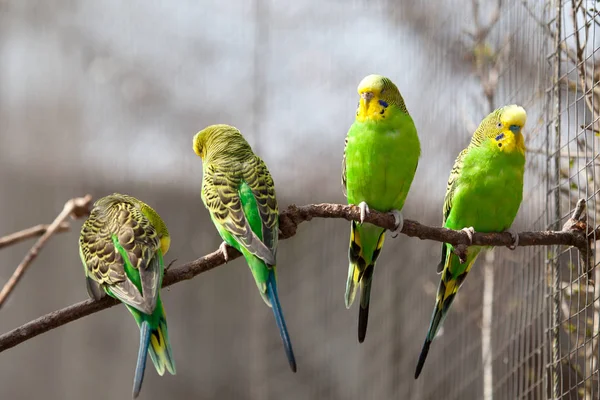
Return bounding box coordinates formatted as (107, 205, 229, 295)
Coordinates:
(0, 0, 599, 399)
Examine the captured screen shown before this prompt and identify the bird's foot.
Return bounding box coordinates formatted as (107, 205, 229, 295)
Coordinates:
(358, 201, 370, 224)
(219, 241, 230, 262)
(506, 229, 519, 250)
(461, 227, 475, 245)
(165, 259, 177, 271)
(390, 210, 404, 239)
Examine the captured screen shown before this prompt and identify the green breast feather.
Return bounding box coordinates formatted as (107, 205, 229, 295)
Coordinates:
(344, 112, 420, 212)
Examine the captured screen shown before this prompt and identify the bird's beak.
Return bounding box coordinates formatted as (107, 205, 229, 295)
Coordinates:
(509, 124, 522, 135)
(361, 91, 374, 107)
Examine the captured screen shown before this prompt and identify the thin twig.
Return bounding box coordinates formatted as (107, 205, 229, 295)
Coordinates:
(0, 195, 93, 309)
(0, 200, 593, 353)
(0, 222, 71, 250)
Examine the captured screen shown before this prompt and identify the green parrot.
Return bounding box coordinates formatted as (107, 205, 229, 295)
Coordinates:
(79, 194, 176, 398)
(342, 74, 421, 343)
(193, 124, 296, 372)
(414, 105, 527, 379)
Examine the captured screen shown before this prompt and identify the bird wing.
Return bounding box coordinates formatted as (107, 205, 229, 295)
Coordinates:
(438, 147, 469, 273)
(79, 199, 163, 314)
(341, 136, 348, 197)
(202, 161, 276, 265)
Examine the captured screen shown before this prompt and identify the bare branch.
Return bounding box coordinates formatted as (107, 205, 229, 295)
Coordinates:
(0, 200, 593, 354)
(0, 223, 71, 250)
(0, 195, 93, 309)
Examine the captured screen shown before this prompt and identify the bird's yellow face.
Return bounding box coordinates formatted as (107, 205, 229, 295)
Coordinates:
(355, 75, 391, 122)
(491, 105, 527, 155)
(193, 131, 206, 159)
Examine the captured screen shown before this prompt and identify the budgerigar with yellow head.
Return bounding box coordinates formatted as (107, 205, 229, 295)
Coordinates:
(193, 124, 296, 372)
(414, 105, 527, 378)
(79, 194, 176, 398)
(342, 74, 421, 342)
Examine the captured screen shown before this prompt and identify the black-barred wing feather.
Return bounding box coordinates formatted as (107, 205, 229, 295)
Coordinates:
(202, 163, 276, 265)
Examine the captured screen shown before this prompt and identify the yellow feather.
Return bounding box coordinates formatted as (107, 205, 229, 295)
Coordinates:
(160, 237, 171, 256)
(493, 105, 527, 155)
(355, 74, 408, 122)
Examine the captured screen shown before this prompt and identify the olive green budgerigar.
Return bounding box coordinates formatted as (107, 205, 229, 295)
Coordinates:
(414, 105, 527, 379)
(342, 74, 421, 343)
(79, 194, 176, 397)
(193, 124, 296, 372)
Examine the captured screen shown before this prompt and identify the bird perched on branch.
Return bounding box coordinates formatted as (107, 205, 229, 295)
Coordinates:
(78, 194, 176, 398)
(341, 74, 421, 343)
(193, 124, 297, 372)
(414, 104, 526, 379)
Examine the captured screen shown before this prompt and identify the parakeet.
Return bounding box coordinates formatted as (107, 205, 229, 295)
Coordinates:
(193, 124, 296, 372)
(79, 194, 176, 398)
(342, 74, 421, 343)
(414, 105, 527, 379)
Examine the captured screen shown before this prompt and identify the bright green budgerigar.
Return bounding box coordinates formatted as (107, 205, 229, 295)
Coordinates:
(414, 105, 527, 379)
(79, 194, 176, 397)
(342, 74, 421, 343)
(193, 124, 296, 372)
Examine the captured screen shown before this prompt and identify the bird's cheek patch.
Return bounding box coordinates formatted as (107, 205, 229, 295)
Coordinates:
(495, 133, 505, 149)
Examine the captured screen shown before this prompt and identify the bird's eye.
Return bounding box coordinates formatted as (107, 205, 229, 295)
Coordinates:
(497, 122, 502, 128)
(380, 89, 385, 94)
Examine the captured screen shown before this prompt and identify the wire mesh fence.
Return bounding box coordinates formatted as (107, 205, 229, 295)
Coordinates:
(546, 1, 600, 399)
(416, 0, 600, 398)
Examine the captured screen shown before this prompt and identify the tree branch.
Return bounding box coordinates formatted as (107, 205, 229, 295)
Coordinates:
(0, 201, 592, 353)
(0, 222, 71, 250)
(0, 195, 93, 309)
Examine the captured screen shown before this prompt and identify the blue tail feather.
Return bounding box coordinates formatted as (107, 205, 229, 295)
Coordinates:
(133, 321, 152, 398)
(266, 271, 297, 372)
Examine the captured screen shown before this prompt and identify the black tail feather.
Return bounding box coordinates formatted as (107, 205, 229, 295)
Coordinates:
(358, 302, 370, 343)
(357, 265, 374, 343)
(414, 339, 432, 379)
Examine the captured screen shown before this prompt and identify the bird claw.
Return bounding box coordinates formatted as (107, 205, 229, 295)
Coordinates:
(219, 241, 230, 262)
(165, 259, 177, 271)
(358, 201, 370, 224)
(461, 227, 475, 245)
(507, 229, 519, 250)
(390, 210, 404, 238)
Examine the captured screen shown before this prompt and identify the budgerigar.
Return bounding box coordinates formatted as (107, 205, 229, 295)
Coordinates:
(414, 105, 527, 379)
(193, 124, 296, 372)
(342, 74, 421, 342)
(79, 194, 176, 398)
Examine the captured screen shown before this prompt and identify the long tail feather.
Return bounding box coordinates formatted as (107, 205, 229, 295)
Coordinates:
(358, 301, 370, 343)
(347, 221, 385, 343)
(414, 304, 444, 379)
(358, 265, 374, 343)
(266, 271, 297, 372)
(415, 338, 432, 379)
(415, 250, 479, 378)
(133, 321, 152, 398)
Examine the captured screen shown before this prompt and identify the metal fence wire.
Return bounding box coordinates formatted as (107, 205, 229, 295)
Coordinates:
(546, 1, 600, 399)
